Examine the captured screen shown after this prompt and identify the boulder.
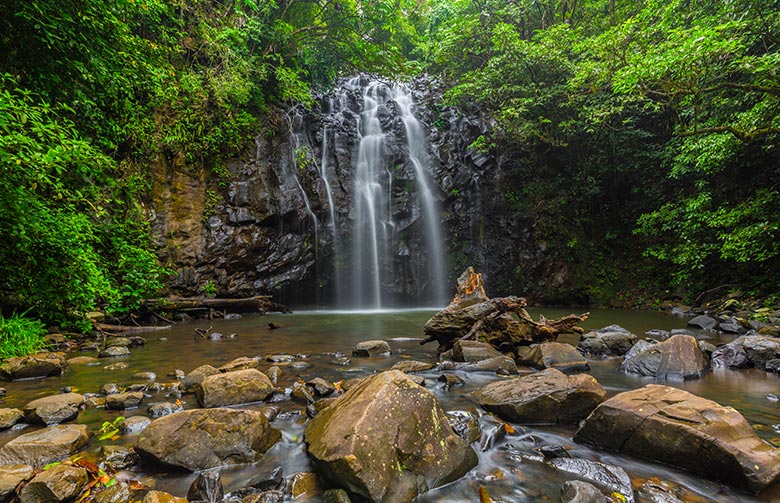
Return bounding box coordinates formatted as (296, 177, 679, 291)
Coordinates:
(635, 482, 685, 503)
(92, 481, 134, 503)
(0, 352, 67, 380)
(470, 368, 606, 424)
(451, 340, 503, 362)
(561, 480, 609, 503)
(147, 402, 183, 418)
(307, 377, 336, 397)
(196, 369, 274, 407)
(439, 356, 518, 375)
(390, 361, 435, 373)
(304, 370, 477, 503)
(143, 491, 187, 503)
(0, 409, 23, 430)
(105, 392, 144, 410)
(712, 335, 780, 370)
(67, 356, 99, 365)
(187, 471, 223, 503)
(181, 364, 220, 393)
(518, 342, 589, 373)
(23, 393, 84, 425)
(99, 346, 131, 358)
(620, 335, 709, 380)
(0, 424, 91, 467)
(19, 464, 88, 503)
(120, 416, 151, 434)
(550, 458, 633, 503)
(101, 445, 139, 471)
(135, 408, 280, 471)
(687, 315, 717, 330)
(352, 340, 391, 357)
(218, 356, 261, 372)
(574, 384, 780, 493)
(0, 464, 35, 501)
(579, 325, 638, 356)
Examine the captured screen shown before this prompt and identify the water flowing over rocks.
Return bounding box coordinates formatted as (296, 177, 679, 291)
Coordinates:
(304, 370, 477, 503)
(470, 368, 606, 424)
(0, 424, 91, 467)
(574, 384, 780, 493)
(619, 334, 709, 380)
(135, 408, 280, 471)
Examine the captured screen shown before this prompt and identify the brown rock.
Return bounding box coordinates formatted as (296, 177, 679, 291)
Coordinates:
(0, 464, 34, 500)
(23, 393, 84, 425)
(19, 463, 88, 503)
(304, 370, 477, 503)
(0, 409, 24, 430)
(0, 424, 91, 467)
(451, 340, 503, 362)
(287, 472, 321, 498)
(105, 392, 144, 410)
(181, 364, 220, 393)
(196, 369, 274, 407)
(67, 356, 100, 365)
(390, 361, 435, 373)
(0, 352, 67, 380)
(519, 342, 589, 373)
(470, 368, 606, 424)
(574, 384, 780, 493)
(143, 491, 188, 503)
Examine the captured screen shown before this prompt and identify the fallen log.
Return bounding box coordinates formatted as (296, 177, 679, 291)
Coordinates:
(422, 267, 588, 353)
(94, 323, 172, 334)
(142, 296, 291, 314)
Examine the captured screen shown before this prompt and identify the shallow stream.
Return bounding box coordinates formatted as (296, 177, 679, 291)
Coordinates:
(2, 308, 779, 502)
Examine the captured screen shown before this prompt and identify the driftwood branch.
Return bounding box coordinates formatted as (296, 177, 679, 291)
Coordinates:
(142, 296, 291, 314)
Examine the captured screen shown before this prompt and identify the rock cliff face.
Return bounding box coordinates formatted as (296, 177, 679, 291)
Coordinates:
(150, 75, 571, 307)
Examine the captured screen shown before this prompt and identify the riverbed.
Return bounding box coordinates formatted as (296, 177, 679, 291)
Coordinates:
(1, 308, 779, 502)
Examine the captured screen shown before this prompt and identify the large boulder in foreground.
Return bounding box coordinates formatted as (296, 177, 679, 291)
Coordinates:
(620, 335, 709, 380)
(135, 408, 280, 471)
(196, 369, 274, 407)
(574, 384, 780, 493)
(304, 370, 477, 503)
(0, 424, 91, 467)
(470, 368, 606, 424)
(0, 353, 67, 380)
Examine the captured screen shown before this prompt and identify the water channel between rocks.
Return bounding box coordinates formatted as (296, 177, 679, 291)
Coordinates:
(2, 309, 780, 502)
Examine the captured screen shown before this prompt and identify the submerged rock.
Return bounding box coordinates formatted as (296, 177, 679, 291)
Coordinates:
(620, 335, 709, 380)
(304, 370, 477, 503)
(135, 408, 280, 471)
(574, 384, 780, 493)
(0, 352, 67, 380)
(470, 368, 606, 424)
(0, 424, 91, 467)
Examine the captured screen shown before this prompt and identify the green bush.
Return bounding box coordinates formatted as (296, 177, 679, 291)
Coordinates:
(0, 312, 48, 359)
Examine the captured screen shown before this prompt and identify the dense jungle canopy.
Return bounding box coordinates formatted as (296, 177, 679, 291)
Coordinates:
(0, 0, 778, 330)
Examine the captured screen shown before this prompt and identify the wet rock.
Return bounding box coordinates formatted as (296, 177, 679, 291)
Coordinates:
(0, 464, 34, 501)
(219, 357, 262, 372)
(471, 368, 606, 424)
(132, 372, 157, 381)
(635, 481, 685, 503)
(0, 352, 67, 380)
(551, 458, 633, 502)
(352, 340, 391, 357)
(670, 328, 709, 339)
(306, 378, 336, 397)
(101, 383, 120, 395)
(518, 342, 589, 373)
(291, 383, 315, 404)
(143, 491, 187, 503)
(182, 365, 220, 393)
(620, 334, 709, 380)
(120, 416, 151, 434)
(446, 411, 481, 444)
(103, 362, 130, 371)
(0, 424, 91, 467)
(105, 392, 144, 410)
(687, 315, 717, 330)
(538, 444, 570, 459)
(560, 480, 610, 503)
(407, 375, 425, 386)
(19, 463, 89, 503)
(135, 408, 280, 471)
(719, 321, 744, 334)
(23, 392, 84, 425)
(100, 346, 131, 358)
(290, 361, 312, 370)
(0, 409, 23, 430)
(441, 356, 518, 375)
(390, 360, 435, 373)
(712, 335, 780, 370)
(287, 472, 320, 498)
(147, 401, 183, 418)
(266, 355, 294, 363)
(85, 396, 106, 408)
(322, 489, 352, 503)
(579, 326, 638, 356)
(698, 340, 717, 356)
(264, 366, 281, 384)
(758, 324, 780, 337)
(92, 481, 134, 503)
(478, 416, 509, 451)
(187, 470, 223, 503)
(574, 384, 780, 493)
(67, 356, 99, 365)
(451, 340, 503, 362)
(307, 398, 338, 418)
(437, 373, 465, 390)
(196, 369, 274, 407)
(766, 359, 780, 373)
(304, 370, 477, 503)
(101, 445, 139, 470)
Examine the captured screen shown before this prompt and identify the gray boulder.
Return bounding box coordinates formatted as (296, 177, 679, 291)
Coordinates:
(712, 335, 780, 370)
(19, 464, 88, 503)
(470, 368, 606, 424)
(196, 368, 274, 407)
(451, 340, 503, 362)
(23, 393, 84, 425)
(0, 424, 91, 467)
(135, 408, 280, 471)
(105, 392, 144, 410)
(518, 342, 589, 373)
(551, 458, 633, 503)
(579, 325, 638, 356)
(687, 315, 717, 330)
(0, 353, 67, 380)
(620, 335, 709, 380)
(304, 370, 477, 503)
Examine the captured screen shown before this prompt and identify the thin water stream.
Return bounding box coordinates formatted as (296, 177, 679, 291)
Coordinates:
(1, 309, 779, 502)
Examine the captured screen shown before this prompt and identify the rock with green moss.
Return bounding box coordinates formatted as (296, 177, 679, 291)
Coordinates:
(304, 370, 477, 503)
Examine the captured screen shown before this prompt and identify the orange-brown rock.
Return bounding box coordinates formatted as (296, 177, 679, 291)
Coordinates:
(574, 384, 780, 493)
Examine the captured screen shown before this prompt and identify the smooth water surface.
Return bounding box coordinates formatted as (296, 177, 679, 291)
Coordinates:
(1, 308, 779, 502)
